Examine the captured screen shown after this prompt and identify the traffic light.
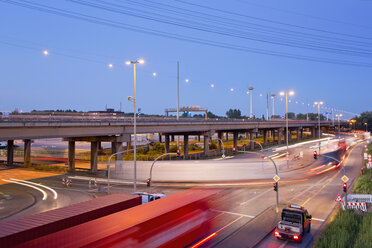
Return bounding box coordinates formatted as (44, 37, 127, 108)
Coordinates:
(343, 183, 347, 193)
(232, 147, 236, 154)
(146, 178, 151, 187)
(313, 151, 318, 159)
(273, 182, 278, 192)
(176, 149, 181, 158)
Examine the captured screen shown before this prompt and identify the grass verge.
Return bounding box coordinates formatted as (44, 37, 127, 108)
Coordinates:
(314, 142, 372, 248)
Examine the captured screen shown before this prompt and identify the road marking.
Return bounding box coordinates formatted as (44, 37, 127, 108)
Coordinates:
(2, 179, 48, 200)
(278, 241, 288, 248)
(215, 216, 244, 233)
(312, 218, 325, 222)
(240, 188, 273, 206)
(10, 178, 58, 199)
(212, 210, 255, 219)
(301, 144, 356, 206)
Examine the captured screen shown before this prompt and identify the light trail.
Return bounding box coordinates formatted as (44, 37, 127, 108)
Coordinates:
(10, 178, 58, 199)
(2, 179, 48, 200)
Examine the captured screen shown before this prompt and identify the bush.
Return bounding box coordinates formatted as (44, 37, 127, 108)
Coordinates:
(209, 141, 217, 150)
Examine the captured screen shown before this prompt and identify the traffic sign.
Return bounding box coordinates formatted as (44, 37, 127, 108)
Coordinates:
(273, 175, 280, 182)
(335, 194, 343, 203)
(341, 175, 349, 183)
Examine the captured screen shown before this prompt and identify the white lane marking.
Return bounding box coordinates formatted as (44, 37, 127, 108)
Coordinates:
(10, 178, 58, 200)
(312, 218, 325, 222)
(2, 179, 48, 200)
(212, 210, 255, 219)
(278, 241, 288, 248)
(240, 188, 273, 206)
(270, 153, 286, 159)
(268, 153, 279, 158)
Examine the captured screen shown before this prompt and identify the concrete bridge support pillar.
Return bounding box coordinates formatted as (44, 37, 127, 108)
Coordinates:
(278, 129, 283, 145)
(233, 131, 238, 149)
(68, 141, 75, 172)
(24, 139, 31, 166)
(184, 135, 189, 158)
(263, 130, 267, 145)
(296, 128, 300, 141)
(225, 132, 229, 141)
(204, 134, 210, 155)
(300, 128, 304, 140)
(287, 129, 292, 143)
(126, 140, 132, 152)
(218, 132, 223, 151)
(91, 141, 98, 173)
(250, 131, 255, 150)
(311, 127, 316, 138)
(198, 135, 201, 142)
(7, 140, 14, 165)
(171, 135, 175, 142)
(165, 135, 170, 153)
(112, 142, 123, 160)
(158, 133, 162, 143)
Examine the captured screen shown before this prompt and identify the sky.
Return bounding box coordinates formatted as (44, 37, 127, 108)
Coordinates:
(0, 0, 371, 119)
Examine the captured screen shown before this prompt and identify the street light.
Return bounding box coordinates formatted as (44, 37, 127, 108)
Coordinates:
(365, 122, 368, 132)
(43, 50, 49, 55)
(280, 90, 294, 167)
(125, 58, 145, 192)
(271, 93, 276, 118)
(336, 114, 343, 138)
(314, 101, 324, 154)
(248, 86, 254, 118)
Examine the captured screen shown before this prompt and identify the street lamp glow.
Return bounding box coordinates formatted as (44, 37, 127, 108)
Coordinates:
(108, 63, 113, 68)
(138, 59, 145, 64)
(289, 91, 294, 96)
(259, 93, 263, 97)
(43, 50, 49, 55)
(230, 88, 234, 92)
(185, 78, 189, 83)
(210, 83, 215, 88)
(280, 92, 285, 96)
(125, 61, 131, 65)
(152, 72, 157, 76)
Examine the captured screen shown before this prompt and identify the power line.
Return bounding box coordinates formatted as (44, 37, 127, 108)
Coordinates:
(1, 0, 372, 67)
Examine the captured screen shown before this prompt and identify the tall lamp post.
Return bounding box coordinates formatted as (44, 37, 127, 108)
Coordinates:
(280, 90, 295, 167)
(126, 59, 144, 192)
(271, 93, 276, 118)
(314, 101, 324, 154)
(336, 114, 343, 138)
(248, 86, 254, 118)
(365, 122, 368, 132)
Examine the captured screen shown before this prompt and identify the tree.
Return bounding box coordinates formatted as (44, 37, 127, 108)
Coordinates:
(353, 111, 372, 131)
(207, 111, 219, 118)
(287, 112, 296, 119)
(226, 109, 242, 119)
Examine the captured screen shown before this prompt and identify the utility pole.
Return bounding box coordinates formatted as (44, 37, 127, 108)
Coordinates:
(177, 61, 180, 149)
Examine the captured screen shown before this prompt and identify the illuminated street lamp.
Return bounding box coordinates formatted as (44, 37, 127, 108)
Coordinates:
(280, 90, 294, 167)
(314, 101, 324, 154)
(125, 58, 145, 192)
(43, 50, 49, 55)
(365, 122, 368, 132)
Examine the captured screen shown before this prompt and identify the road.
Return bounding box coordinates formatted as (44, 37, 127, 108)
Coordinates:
(186, 139, 365, 248)
(0, 135, 363, 248)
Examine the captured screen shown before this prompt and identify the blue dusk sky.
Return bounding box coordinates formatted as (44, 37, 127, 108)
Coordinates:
(0, 0, 371, 119)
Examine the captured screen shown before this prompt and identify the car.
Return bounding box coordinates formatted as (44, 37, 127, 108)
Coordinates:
(274, 204, 312, 242)
(131, 192, 166, 204)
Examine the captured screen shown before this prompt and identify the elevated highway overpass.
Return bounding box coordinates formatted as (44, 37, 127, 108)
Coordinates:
(0, 115, 346, 172)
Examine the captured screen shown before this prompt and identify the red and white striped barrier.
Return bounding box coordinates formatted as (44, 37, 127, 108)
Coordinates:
(344, 202, 367, 211)
(89, 178, 97, 189)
